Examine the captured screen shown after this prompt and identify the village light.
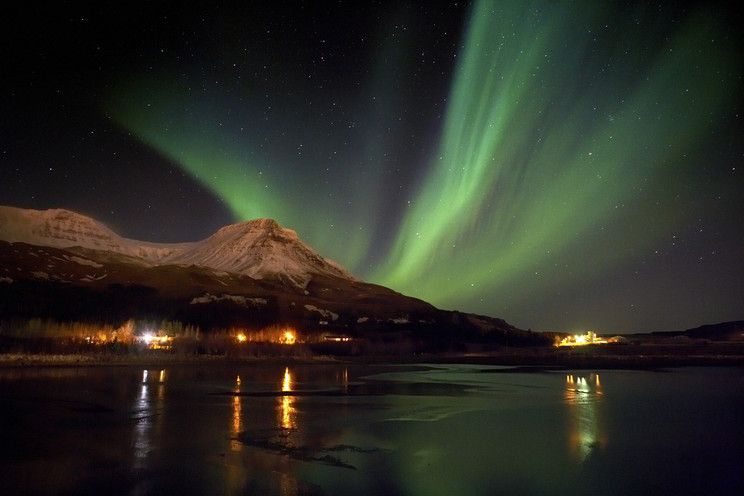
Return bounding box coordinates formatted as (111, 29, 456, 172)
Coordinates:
(556, 331, 608, 347)
(138, 333, 172, 350)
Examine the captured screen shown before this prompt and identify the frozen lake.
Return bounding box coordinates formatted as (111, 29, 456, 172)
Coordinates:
(0, 363, 741, 495)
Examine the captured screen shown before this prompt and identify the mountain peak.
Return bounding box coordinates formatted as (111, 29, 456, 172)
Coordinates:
(182, 217, 354, 287)
(215, 218, 297, 239)
(0, 205, 356, 288)
(1, 205, 126, 251)
(251, 218, 280, 228)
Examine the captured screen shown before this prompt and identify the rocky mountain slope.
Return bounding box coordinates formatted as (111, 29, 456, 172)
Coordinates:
(0, 205, 543, 344)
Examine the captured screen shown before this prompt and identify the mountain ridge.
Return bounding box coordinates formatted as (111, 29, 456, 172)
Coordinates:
(0, 204, 546, 346)
(0, 205, 355, 289)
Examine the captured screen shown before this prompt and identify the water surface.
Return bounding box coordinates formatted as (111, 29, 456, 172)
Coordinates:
(0, 364, 741, 495)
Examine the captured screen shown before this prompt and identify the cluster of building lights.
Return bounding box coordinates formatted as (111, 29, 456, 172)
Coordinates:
(126, 328, 356, 348)
(140, 333, 173, 350)
(556, 331, 607, 347)
(235, 330, 296, 344)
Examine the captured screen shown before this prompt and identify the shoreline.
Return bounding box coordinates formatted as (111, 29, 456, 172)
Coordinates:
(1, 343, 742, 369)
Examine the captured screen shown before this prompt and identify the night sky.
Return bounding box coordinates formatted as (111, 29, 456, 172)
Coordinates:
(2, 1, 742, 334)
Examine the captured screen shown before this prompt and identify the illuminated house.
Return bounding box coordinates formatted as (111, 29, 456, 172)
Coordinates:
(138, 333, 173, 350)
(556, 331, 607, 347)
(279, 331, 296, 345)
(231, 328, 298, 344)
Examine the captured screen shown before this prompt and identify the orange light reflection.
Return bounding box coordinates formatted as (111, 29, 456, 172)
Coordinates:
(564, 373, 604, 463)
(231, 375, 242, 452)
(280, 367, 296, 430)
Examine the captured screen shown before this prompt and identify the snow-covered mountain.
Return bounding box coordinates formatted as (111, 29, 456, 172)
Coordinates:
(169, 218, 355, 287)
(0, 205, 186, 261)
(0, 205, 356, 288)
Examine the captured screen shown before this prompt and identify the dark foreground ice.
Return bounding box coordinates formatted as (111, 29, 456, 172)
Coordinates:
(0, 363, 741, 495)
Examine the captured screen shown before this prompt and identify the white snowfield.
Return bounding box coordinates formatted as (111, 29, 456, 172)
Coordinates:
(0, 205, 357, 289)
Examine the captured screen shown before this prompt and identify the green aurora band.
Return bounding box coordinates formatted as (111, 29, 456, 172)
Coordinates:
(371, 1, 740, 313)
(107, 0, 740, 330)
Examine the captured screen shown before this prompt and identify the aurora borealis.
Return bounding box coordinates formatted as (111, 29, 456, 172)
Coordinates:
(2, 1, 741, 333)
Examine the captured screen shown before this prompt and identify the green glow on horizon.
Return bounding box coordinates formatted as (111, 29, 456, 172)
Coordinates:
(372, 0, 739, 311)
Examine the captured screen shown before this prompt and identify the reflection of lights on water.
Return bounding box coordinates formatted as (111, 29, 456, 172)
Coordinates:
(231, 375, 242, 452)
(134, 369, 167, 468)
(134, 380, 149, 466)
(141, 369, 167, 384)
(225, 374, 248, 494)
(280, 367, 297, 430)
(339, 368, 349, 393)
(565, 373, 604, 463)
(278, 471, 299, 496)
(283, 368, 291, 393)
(232, 396, 241, 435)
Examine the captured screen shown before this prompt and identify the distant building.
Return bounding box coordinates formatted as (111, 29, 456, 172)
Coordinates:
(556, 331, 607, 347)
(322, 334, 352, 342)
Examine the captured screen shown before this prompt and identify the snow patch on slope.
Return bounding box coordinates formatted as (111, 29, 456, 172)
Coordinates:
(190, 293, 268, 307)
(64, 255, 103, 268)
(304, 304, 339, 321)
